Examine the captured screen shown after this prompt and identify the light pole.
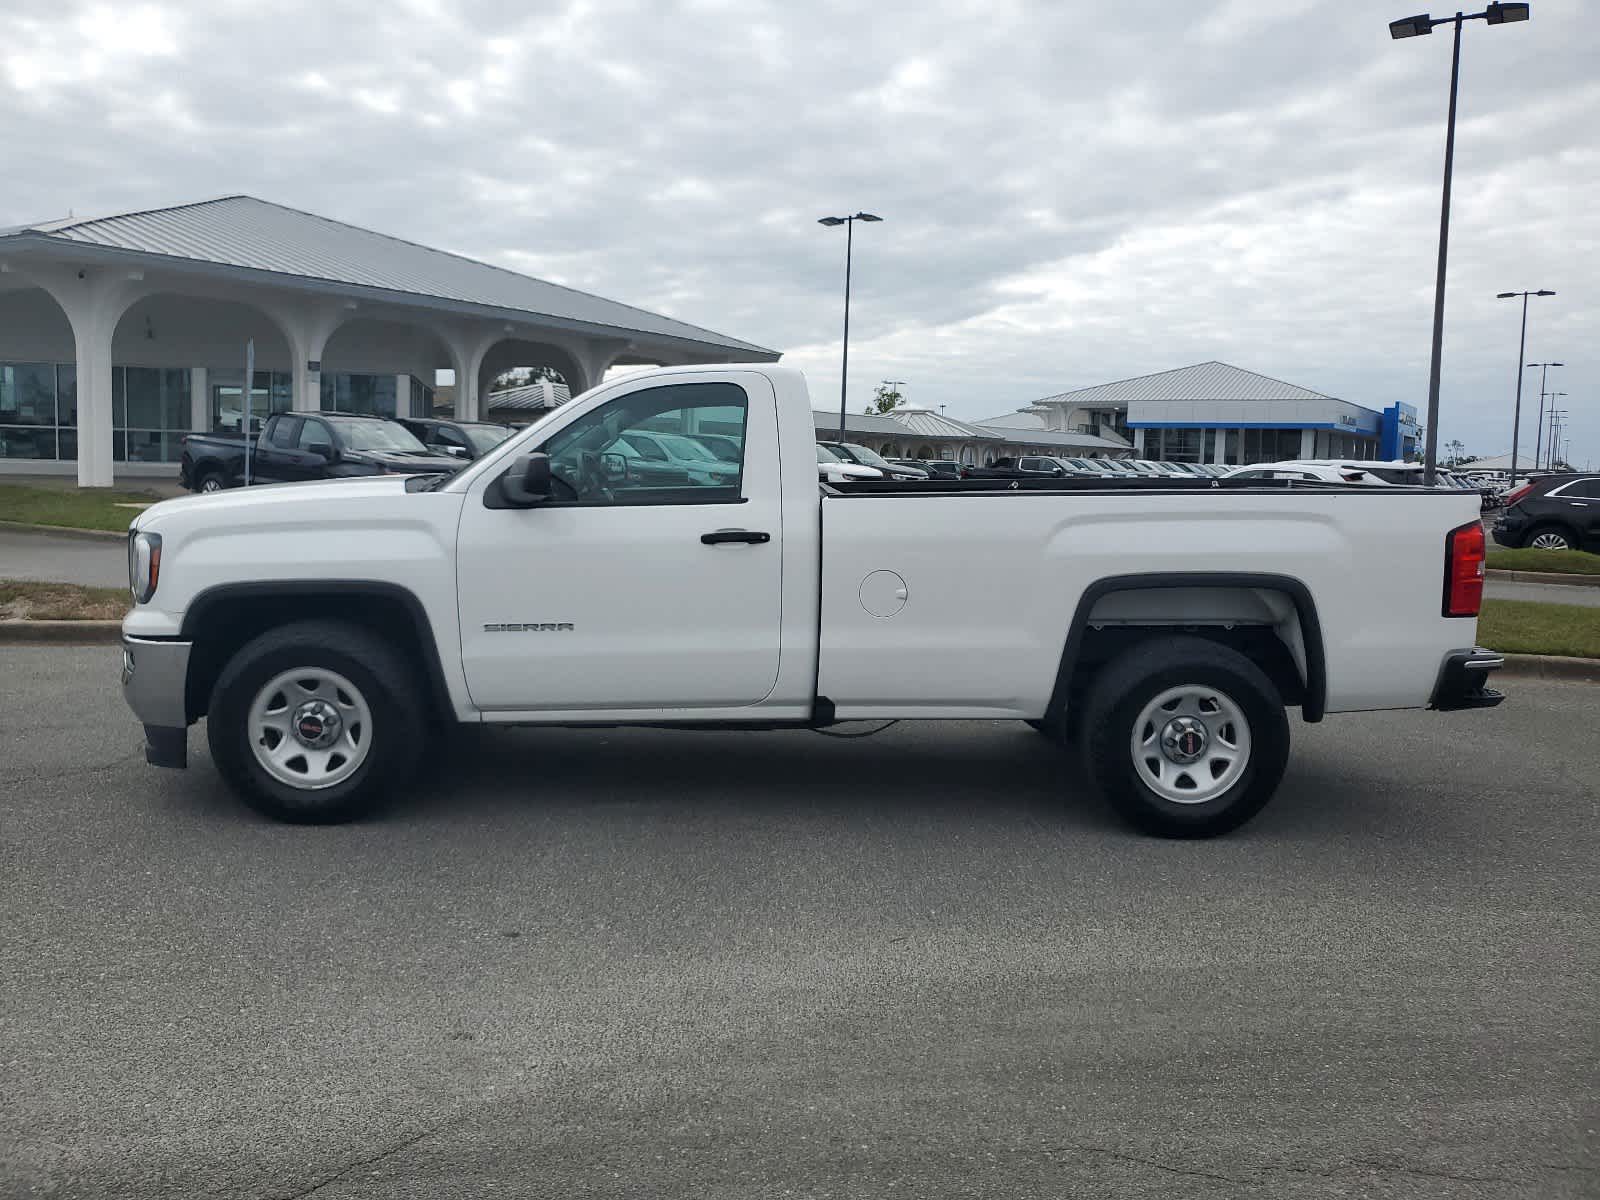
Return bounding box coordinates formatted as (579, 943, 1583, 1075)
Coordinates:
(818, 212, 883, 441)
(1543, 398, 1567, 469)
(1391, 2, 1531, 485)
(1496, 289, 1555, 485)
(1528, 361, 1562, 470)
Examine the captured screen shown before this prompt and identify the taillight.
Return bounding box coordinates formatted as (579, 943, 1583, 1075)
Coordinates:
(1443, 520, 1485, 617)
(1503, 483, 1534, 508)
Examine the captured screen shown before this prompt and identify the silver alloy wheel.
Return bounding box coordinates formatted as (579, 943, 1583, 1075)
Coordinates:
(200, 476, 222, 493)
(1130, 684, 1252, 804)
(1530, 531, 1572, 550)
(247, 667, 373, 790)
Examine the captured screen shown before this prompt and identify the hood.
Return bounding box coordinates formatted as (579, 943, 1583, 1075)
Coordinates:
(132, 473, 417, 532)
(348, 450, 464, 472)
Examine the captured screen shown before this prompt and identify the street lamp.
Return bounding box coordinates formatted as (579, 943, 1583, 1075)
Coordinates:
(1543, 398, 1568, 469)
(818, 212, 883, 441)
(1527, 361, 1563, 470)
(1391, 2, 1532, 486)
(1496, 290, 1555, 485)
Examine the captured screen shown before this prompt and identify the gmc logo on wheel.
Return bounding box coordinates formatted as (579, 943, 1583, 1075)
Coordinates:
(483, 622, 575, 632)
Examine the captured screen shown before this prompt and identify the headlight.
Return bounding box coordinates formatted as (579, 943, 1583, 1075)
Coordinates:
(128, 530, 162, 603)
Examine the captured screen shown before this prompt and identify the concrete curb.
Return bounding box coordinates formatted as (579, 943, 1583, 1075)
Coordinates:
(0, 620, 123, 645)
(1487, 568, 1600, 588)
(1495, 653, 1600, 683)
(0, 520, 125, 542)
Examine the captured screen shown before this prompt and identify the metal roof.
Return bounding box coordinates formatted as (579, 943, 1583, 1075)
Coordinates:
(0, 195, 776, 357)
(813, 408, 1127, 453)
(888, 406, 987, 438)
(483, 380, 572, 411)
(1028, 361, 1335, 409)
(813, 411, 922, 439)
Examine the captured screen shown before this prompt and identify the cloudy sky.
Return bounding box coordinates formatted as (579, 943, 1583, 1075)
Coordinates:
(2, 0, 1595, 463)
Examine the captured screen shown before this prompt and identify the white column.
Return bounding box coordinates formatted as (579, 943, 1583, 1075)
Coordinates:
(395, 374, 411, 418)
(73, 313, 116, 487)
(190, 368, 208, 432)
(1300, 429, 1315, 459)
(1133, 428, 1146, 455)
(1213, 428, 1227, 465)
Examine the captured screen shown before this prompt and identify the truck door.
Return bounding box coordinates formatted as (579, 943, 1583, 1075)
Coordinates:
(455, 374, 784, 712)
(248, 416, 303, 481)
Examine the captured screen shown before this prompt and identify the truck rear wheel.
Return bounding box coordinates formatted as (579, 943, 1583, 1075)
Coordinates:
(195, 469, 227, 493)
(1079, 636, 1289, 838)
(207, 620, 425, 823)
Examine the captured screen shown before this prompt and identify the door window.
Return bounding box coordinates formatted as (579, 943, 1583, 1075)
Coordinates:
(297, 419, 335, 457)
(1559, 478, 1600, 498)
(535, 382, 748, 505)
(268, 417, 302, 448)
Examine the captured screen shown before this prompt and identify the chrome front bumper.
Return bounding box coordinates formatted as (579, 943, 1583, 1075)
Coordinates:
(121, 635, 193, 767)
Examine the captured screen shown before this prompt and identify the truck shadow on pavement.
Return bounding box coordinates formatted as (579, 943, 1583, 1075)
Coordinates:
(358, 719, 1414, 844)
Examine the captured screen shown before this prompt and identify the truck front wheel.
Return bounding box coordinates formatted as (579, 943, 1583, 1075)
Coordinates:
(207, 620, 425, 823)
(1080, 637, 1289, 838)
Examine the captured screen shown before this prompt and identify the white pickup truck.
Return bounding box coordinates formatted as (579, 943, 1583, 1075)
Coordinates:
(120, 364, 1504, 837)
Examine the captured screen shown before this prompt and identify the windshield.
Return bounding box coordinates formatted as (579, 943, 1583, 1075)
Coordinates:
(331, 420, 429, 453)
(838, 443, 891, 469)
(464, 425, 514, 454)
(817, 444, 842, 463)
(656, 433, 719, 463)
(1366, 466, 1424, 485)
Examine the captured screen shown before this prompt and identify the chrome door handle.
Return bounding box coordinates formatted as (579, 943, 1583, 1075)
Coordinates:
(701, 530, 771, 545)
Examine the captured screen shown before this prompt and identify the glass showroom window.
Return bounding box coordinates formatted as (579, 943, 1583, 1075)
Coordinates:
(321, 373, 396, 417)
(0, 362, 75, 460)
(115, 367, 191, 463)
(210, 369, 291, 434)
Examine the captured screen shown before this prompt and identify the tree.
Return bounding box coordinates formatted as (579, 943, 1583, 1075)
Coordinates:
(1444, 438, 1466, 466)
(866, 382, 904, 414)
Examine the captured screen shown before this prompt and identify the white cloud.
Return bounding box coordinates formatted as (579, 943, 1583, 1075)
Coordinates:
(0, 0, 1592, 463)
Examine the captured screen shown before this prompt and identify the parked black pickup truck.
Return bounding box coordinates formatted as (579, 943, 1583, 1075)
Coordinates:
(179, 413, 466, 493)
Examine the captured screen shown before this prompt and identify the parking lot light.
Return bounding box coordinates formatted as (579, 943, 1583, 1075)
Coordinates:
(1497, 290, 1556, 486)
(1391, 2, 1534, 486)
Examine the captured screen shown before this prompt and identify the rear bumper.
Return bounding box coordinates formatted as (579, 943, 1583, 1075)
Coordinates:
(1430, 648, 1506, 712)
(1491, 513, 1527, 548)
(121, 635, 192, 767)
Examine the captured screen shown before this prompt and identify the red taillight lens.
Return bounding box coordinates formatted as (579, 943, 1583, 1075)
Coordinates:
(1503, 483, 1534, 507)
(1443, 520, 1485, 617)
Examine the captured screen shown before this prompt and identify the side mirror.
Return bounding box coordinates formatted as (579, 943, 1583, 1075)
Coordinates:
(599, 451, 630, 483)
(443, 444, 468, 458)
(501, 452, 553, 506)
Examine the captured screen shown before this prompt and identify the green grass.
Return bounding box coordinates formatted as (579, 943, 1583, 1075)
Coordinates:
(0, 580, 129, 620)
(1478, 599, 1600, 660)
(1486, 547, 1600, 575)
(0, 483, 162, 533)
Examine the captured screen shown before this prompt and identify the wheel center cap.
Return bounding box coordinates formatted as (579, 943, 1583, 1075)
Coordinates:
(291, 700, 342, 749)
(1160, 716, 1209, 764)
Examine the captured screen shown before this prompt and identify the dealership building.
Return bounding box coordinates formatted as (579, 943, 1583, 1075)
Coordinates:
(1013, 361, 1420, 466)
(0, 195, 777, 487)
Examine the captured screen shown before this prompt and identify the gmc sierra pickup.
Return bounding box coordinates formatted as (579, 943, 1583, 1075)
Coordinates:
(121, 365, 1504, 837)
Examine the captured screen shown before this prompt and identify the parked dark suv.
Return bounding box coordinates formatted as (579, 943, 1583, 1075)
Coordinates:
(1492, 474, 1600, 552)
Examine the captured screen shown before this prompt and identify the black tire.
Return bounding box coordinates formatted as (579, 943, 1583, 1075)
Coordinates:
(1523, 524, 1577, 551)
(195, 469, 227, 494)
(1079, 636, 1289, 839)
(207, 620, 426, 823)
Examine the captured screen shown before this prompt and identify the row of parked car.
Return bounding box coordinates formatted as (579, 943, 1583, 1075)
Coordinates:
(815, 445, 1496, 504)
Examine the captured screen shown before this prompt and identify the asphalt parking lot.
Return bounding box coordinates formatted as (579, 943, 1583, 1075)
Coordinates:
(2, 647, 1596, 1200)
